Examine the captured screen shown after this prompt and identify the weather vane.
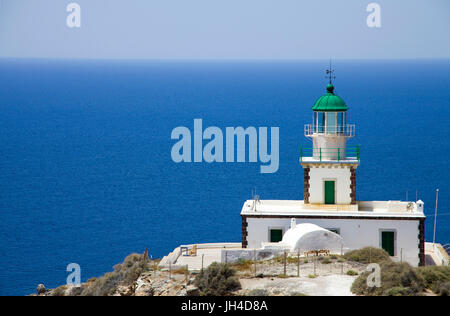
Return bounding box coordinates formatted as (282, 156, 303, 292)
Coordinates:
(325, 60, 336, 84)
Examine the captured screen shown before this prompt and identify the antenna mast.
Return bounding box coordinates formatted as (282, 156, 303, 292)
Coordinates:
(252, 188, 260, 212)
(433, 189, 439, 245)
(325, 59, 336, 84)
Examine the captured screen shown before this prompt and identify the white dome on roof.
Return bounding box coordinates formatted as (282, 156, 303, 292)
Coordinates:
(282, 223, 344, 253)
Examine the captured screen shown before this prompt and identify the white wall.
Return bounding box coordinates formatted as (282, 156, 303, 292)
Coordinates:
(309, 166, 352, 204)
(312, 135, 348, 160)
(246, 217, 421, 266)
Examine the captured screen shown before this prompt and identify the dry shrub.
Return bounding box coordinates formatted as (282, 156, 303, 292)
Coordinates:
(344, 247, 391, 264)
(81, 253, 148, 296)
(351, 261, 425, 296)
(194, 262, 241, 296)
(233, 258, 253, 272)
(246, 289, 269, 296)
(51, 285, 67, 296)
(172, 266, 189, 275)
(434, 281, 450, 296)
(417, 266, 450, 295)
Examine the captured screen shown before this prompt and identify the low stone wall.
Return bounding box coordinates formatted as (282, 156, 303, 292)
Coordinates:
(158, 247, 181, 268)
(221, 249, 285, 264)
(435, 244, 449, 266)
(159, 243, 242, 268)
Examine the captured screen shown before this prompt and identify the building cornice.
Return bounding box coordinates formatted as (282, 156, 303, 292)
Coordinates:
(241, 213, 425, 221)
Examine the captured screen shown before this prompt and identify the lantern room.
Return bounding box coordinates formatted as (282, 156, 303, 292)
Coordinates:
(303, 83, 356, 161)
(312, 84, 348, 134)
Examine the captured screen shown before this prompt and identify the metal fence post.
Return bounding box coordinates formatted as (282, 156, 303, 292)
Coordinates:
(314, 256, 316, 276)
(254, 249, 257, 277)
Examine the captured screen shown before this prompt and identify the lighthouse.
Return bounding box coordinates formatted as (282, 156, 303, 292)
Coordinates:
(240, 66, 426, 267)
(301, 73, 359, 206)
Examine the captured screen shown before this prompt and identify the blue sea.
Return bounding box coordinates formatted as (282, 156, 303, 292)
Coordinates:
(0, 59, 449, 296)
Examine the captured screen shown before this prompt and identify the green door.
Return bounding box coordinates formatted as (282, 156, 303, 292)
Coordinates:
(270, 229, 283, 242)
(382, 231, 395, 256)
(324, 181, 335, 204)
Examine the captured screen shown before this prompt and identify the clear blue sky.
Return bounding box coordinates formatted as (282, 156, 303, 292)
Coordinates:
(0, 0, 449, 59)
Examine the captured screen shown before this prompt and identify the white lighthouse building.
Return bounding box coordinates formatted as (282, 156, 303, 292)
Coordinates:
(240, 75, 426, 267)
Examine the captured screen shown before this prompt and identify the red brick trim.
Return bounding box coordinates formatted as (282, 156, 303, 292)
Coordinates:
(419, 218, 425, 266)
(350, 167, 356, 204)
(241, 215, 248, 248)
(304, 167, 310, 204)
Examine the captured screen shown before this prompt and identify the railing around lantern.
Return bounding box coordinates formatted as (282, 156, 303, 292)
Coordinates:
(300, 145, 360, 162)
(304, 124, 355, 137)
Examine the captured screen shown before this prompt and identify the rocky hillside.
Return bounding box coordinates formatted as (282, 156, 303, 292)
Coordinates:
(32, 248, 449, 296)
(32, 251, 368, 296)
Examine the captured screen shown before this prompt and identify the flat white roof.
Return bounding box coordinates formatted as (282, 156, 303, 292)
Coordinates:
(300, 157, 360, 165)
(240, 199, 425, 219)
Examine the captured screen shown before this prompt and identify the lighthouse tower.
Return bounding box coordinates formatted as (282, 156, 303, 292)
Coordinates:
(301, 69, 359, 206)
(240, 66, 425, 267)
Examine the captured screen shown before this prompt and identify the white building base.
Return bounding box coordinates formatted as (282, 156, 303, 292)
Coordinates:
(241, 200, 425, 267)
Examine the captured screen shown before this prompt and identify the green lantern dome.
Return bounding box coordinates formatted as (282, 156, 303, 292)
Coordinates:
(312, 84, 348, 112)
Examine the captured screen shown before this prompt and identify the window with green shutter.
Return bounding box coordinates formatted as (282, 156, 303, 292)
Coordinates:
(328, 228, 340, 235)
(270, 229, 283, 242)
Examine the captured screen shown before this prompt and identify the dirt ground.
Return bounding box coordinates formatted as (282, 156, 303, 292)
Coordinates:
(239, 274, 358, 296)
